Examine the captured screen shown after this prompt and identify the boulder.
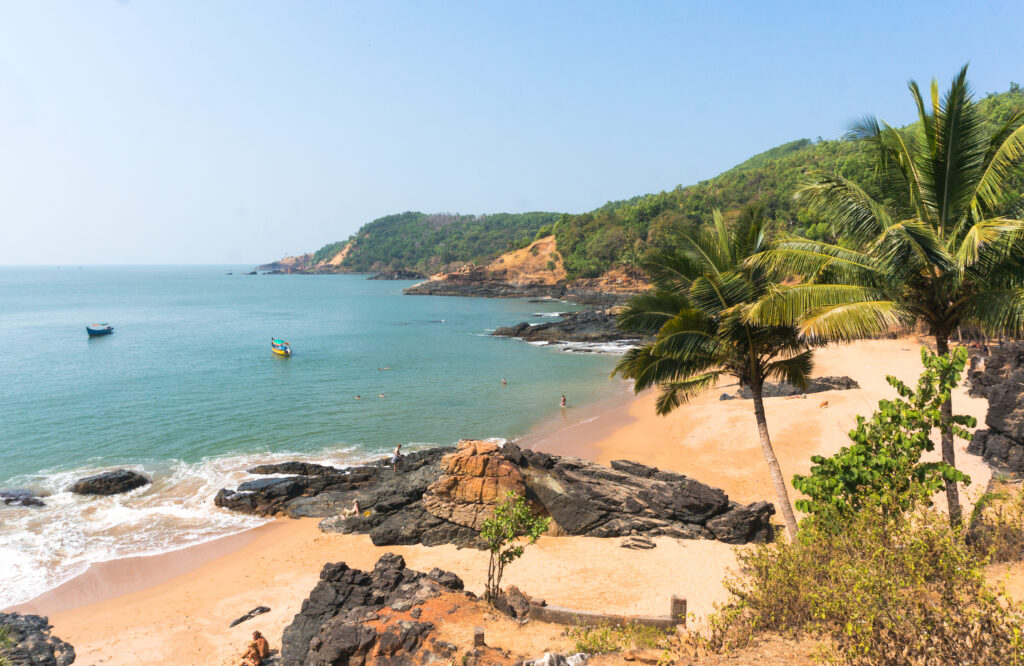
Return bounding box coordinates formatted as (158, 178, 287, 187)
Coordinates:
(422, 439, 528, 530)
(0, 612, 76, 666)
(280, 553, 464, 665)
(0, 489, 46, 507)
(68, 469, 150, 496)
(721, 376, 860, 400)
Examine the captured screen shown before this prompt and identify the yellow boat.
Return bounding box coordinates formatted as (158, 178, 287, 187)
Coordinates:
(271, 338, 292, 356)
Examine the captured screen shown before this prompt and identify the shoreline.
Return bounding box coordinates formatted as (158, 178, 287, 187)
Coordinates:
(6, 371, 636, 617)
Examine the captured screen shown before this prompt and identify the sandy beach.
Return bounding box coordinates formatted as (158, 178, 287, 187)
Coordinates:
(14, 338, 997, 664)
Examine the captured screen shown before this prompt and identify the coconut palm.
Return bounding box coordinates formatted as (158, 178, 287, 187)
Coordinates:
(613, 205, 817, 540)
(747, 66, 1024, 526)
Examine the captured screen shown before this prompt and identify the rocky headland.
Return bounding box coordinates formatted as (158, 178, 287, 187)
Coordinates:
(492, 308, 642, 344)
(215, 439, 775, 547)
(967, 343, 1024, 474)
(368, 269, 427, 280)
(0, 612, 76, 666)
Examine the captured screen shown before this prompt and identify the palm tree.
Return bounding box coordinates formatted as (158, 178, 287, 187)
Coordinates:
(613, 206, 817, 540)
(748, 66, 1024, 526)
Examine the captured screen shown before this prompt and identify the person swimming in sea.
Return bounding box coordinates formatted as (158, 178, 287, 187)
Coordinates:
(355, 395, 361, 400)
(560, 394, 566, 408)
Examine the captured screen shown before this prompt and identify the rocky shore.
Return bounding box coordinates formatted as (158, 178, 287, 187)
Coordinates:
(215, 439, 776, 547)
(0, 612, 76, 666)
(492, 308, 642, 344)
(968, 343, 1024, 474)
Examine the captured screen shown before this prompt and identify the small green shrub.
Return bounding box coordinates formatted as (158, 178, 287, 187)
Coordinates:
(567, 621, 674, 654)
(546, 260, 557, 273)
(792, 347, 974, 525)
(0, 624, 12, 666)
(480, 492, 550, 604)
(699, 496, 1024, 665)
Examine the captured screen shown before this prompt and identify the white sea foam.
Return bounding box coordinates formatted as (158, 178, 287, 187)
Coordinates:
(0, 445, 379, 608)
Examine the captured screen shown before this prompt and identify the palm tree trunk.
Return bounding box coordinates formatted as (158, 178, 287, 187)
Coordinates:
(749, 381, 799, 540)
(935, 335, 963, 528)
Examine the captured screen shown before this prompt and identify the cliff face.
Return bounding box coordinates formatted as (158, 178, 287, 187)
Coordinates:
(257, 240, 355, 273)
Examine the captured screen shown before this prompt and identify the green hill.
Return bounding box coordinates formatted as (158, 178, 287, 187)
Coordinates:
(303, 86, 1024, 278)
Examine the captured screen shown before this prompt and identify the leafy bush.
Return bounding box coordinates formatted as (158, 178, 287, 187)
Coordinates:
(792, 347, 974, 525)
(480, 492, 550, 604)
(567, 621, 674, 655)
(969, 478, 1024, 563)
(700, 497, 1024, 664)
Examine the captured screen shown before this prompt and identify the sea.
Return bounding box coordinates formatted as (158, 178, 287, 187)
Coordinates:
(0, 266, 629, 608)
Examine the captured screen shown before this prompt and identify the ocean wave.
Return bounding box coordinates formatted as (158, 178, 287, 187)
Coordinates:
(0, 444, 396, 609)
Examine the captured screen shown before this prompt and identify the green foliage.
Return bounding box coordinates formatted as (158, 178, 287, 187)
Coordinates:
(0, 624, 11, 666)
(700, 496, 1024, 665)
(312, 239, 350, 265)
(613, 205, 819, 539)
(545, 259, 557, 273)
(312, 211, 561, 273)
(567, 622, 674, 655)
(793, 347, 975, 524)
(480, 491, 550, 604)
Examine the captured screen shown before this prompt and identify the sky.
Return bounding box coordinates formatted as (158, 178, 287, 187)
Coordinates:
(2, 1, 1024, 265)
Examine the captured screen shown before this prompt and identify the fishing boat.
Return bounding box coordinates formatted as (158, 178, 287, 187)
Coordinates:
(271, 338, 292, 356)
(86, 323, 114, 337)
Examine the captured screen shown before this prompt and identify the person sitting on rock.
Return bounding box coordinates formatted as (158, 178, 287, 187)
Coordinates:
(341, 499, 361, 518)
(238, 641, 262, 666)
(252, 631, 270, 659)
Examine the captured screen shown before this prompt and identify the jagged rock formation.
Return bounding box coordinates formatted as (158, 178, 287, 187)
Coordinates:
(68, 469, 150, 496)
(0, 612, 76, 666)
(492, 309, 642, 344)
(280, 553, 464, 666)
(216, 441, 775, 546)
(967, 344, 1024, 473)
(719, 376, 860, 400)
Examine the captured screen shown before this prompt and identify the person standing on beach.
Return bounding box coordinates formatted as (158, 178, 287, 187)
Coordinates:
(391, 443, 403, 471)
(560, 394, 566, 408)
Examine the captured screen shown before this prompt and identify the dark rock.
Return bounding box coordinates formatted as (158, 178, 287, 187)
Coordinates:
(217, 442, 775, 548)
(280, 553, 463, 665)
(0, 612, 76, 666)
(247, 462, 342, 477)
(68, 469, 150, 496)
(725, 376, 861, 399)
(0, 489, 46, 507)
(492, 309, 641, 344)
(369, 269, 426, 280)
(229, 605, 271, 628)
(966, 343, 1024, 474)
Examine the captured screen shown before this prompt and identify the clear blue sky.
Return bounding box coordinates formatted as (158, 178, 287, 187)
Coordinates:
(3, 1, 1023, 265)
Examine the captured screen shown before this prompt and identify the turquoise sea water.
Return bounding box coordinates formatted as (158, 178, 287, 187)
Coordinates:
(0, 266, 624, 607)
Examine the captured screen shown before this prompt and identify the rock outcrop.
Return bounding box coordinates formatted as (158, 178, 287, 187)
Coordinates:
(68, 469, 150, 496)
(0, 612, 76, 666)
(0, 489, 46, 507)
(280, 553, 464, 666)
(719, 376, 860, 400)
(216, 441, 775, 546)
(492, 309, 642, 345)
(967, 344, 1024, 473)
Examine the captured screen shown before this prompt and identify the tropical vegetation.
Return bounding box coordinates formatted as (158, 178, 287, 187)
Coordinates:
(792, 347, 974, 525)
(612, 205, 820, 539)
(480, 491, 550, 604)
(748, 65, 1024, 526)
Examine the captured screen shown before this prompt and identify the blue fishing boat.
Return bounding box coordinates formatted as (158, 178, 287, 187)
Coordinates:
(86, 323, 114, 337)
(271, 338, 292, 356)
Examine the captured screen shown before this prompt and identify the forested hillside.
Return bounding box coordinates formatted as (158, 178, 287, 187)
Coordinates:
(315, 211, 560, 273)
(552, 85, 1024, 277)
(295, 86, 1024, 278)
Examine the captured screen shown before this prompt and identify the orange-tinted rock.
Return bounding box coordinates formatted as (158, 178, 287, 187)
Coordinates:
(423, 439, 527, 530)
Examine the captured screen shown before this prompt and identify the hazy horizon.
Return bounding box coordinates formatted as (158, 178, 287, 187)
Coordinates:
(4, 1, 1024, 265)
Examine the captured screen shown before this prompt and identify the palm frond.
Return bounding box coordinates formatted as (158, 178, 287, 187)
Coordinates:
(798, 300, 909, 342)
(795, 173, 893, 243)
(745, 283, 891, 327)
(959, 288, 1024, 337)
(953, 218, 1024, 267)
(654, 372, 723, 415)
(873, 219, 956, 274)
(973, 117, 1024, 212)
(616, 290, 691, 335)
(649, 310, 719, 360)
(765, 350, 814, 390)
